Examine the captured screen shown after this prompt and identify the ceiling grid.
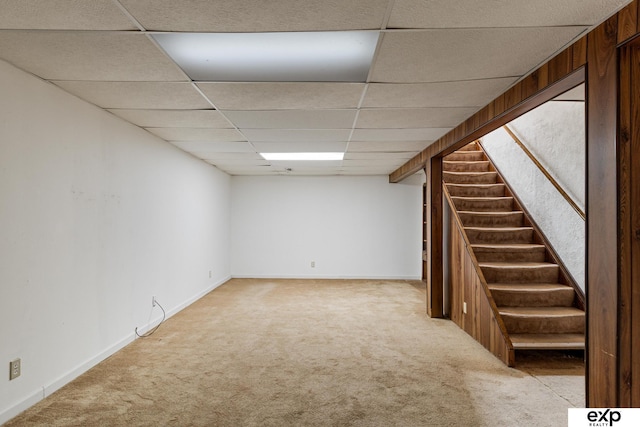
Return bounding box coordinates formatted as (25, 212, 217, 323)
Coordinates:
(0, 0, 630, 175)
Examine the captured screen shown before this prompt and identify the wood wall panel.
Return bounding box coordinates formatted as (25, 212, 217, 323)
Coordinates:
(618, 2, 638, 44)
(426, 157, 443, 318)
(448, 208, 514, 366)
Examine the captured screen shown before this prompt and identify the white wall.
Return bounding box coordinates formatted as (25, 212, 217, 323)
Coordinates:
(0, 59, 231, 423)
(231, 175, 422, 279)
(482, 100, 585, 290)
(509, 101, 585, 209)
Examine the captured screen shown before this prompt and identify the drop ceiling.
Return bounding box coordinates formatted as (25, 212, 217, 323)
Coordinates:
(0, 0, 630, 176)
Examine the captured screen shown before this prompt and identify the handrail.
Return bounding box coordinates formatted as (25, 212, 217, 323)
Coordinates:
(501, 125, 586, 221)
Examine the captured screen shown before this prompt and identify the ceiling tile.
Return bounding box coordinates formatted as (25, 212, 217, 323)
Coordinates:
(147, 128, 246, 141)
(224, 110, 356, 129)
(357, 108, 477, 128)
(370, 27, 587, 83)
(0, 31, 187, 81)
(347, 141, 430, 152)
(342, 159, 405, 167)
(252, 142, 348, 153)
(344, 152, 416, 160)
(363, 78, 517, 108)
(108, 109, 233, 128)
(171, 141, 256, 153)
(54, 82, 211, 109)
(351, 128, 451, 142)
(197, 82, 366, 110)
(119, 0, 390, 31)
(193, 152, 264, 160)
(242, 129, 351, 142)
(388, 0, 631, 28)
(0, 0, 137, 30)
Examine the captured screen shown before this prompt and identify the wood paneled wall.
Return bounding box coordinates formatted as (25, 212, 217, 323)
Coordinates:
(448, 199, 514, 367)
(391, 0, 640, 408)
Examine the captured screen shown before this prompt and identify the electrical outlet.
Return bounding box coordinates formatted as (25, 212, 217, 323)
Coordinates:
(209, 270, 212, 278)
(311, 261, 315, 268)
(152, 296, 157, 307)
(463, 302, 467, 314)
(9, 358, 20, 380)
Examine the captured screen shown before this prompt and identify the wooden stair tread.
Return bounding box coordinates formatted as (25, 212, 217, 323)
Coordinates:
(510, 334, 585, 350)
(479, 261, 557, 268)
(466, 226, 533, 232)
(499, 306, 584, 317)
(473, 243, 545, 250)
(489, 283, 571, 291)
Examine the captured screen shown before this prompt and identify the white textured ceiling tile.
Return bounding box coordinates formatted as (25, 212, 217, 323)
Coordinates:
(388, 0, 631, 28)
(242, 129, 351, 142)
(351, 128, 451, 142)
(344, 152, 416, 160)
(363, 79, 517, 108)
(197, 82, 366, 110)
(342, 159, 405, 167)
(253, 142, 348, 153)
(119, 0, 389, 31)
(54, 82, 211, 109)
(347, 141, 430, 152)
(224, 110, 356, 129)
(148, 128, 246, 141)
(357, 108, 477, 128)
(171, 141, 256, 153)
(0, 31, 187, 81)
(108, 109, 233, 128)
(193, 152, 264, 160)
(210, 159, 271, 166)
(0, 0, 137, 30)
(371, 28, 587, 83)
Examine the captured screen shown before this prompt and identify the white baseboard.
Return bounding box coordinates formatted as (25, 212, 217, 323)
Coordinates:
(0, 275, 231, 426)
(230, 275, 421, 280)
(0, 389, 43, 426)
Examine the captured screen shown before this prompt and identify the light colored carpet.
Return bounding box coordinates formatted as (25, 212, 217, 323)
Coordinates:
(5, 279, 584, 426)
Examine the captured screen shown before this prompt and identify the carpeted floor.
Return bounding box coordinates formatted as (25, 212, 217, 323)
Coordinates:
(4, 279, 584, 426)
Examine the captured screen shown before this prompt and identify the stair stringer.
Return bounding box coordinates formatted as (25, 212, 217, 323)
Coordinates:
(444, 186, 516, 367)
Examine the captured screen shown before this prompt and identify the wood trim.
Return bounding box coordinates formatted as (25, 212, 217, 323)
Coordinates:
(586, 13, 619, 408)
(426, 157, 443, 318)
(389, 69, 585, 183)
(502, 125, 586, 221)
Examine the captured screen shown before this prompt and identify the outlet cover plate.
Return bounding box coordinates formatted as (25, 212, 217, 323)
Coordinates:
(9, 358, 21, 380)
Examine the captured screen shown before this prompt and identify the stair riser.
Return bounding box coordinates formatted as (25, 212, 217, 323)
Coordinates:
(452, 198, 513, 212)
(458, 144, 479, 151)
(447, 184, 505, 197)
(473, 248, 546, 263)
(466, 229, 533, 244)
(502, 314, 585, 334)
(443, 172, 497, 184)
(491, 289, 575, 307)
(458, 212, 523, 227)
(445, 151, 485, 161)
(443, 161, 490, 172)
(481, 266, 559, 283)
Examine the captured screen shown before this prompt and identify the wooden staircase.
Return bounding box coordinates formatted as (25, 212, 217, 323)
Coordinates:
(443, 142, 585, 361)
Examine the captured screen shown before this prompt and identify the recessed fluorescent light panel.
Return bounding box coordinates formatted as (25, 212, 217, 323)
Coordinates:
(260, 152, 344, 161)
(153, 31, 380, 82)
